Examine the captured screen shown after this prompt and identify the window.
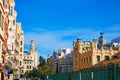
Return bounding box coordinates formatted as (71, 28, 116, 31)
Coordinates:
(113, 56, 118, 59)
(21, 41, 22, 45)
(29, 66, 31, 69)
(9, 6, 13, 16)
(9, 28, 12, 31)
(89, 56, 91, 63)
(105, 56, 110, 60)
(13, 20, 15, 25)
(20, 47, 22, 52)
(86, 57, 88, 63)
(97, 56, 100, 62)
(82, 59, 84, 64)
(58, 53, 61, 56)
(63, 49, 66, 53)
(22, 70, 24, 73)
(20, 61, 21, 66)
(83, 58, 85, 64)
(27, 66, 29, 69)
(75, 61, 77, 65)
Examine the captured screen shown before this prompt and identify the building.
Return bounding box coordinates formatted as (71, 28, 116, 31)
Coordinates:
(6, 0, 17, 79)
(21, 40, 38, 76)
(48, 48, 73, 73)
(0, 0, 10, 80)
(0, 0, 24, 79)
(111, 36, 120, 48)
(73, 33, 120, 71)
(14, 22, 24, 78)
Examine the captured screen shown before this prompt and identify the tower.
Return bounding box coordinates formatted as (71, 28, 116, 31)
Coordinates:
(76, 38, 82, 53)
(30, 40, 35, 53)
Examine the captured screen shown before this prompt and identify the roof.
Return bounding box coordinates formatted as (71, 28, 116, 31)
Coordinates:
(111, 37, 120, 43)
(94, 58, 120, 67)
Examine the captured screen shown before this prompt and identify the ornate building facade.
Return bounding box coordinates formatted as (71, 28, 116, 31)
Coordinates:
(73, 33, 120, 71)
(0, 0, 10, 80)
(0, 0, 24, 79)
(21, 40, 38, 76)
(6, 0, 18, 79)
(14, 22, 24, 78)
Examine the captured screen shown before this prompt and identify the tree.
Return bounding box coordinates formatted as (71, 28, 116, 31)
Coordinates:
(24, 71, 29, 78)
(39, 56, 46, 66)
(38, 56, 55, 75)
(24, 56, 55, 79)
(47, 57, 52, 66)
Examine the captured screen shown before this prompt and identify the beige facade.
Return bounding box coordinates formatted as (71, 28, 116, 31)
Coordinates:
(14, 22, 24, 78)
(6, 0, 17, 79)
(21, 40, 38, 75)
(0, 0, 10, 80)
(73, 33, 120, 71)
(0, 0, 24, 79)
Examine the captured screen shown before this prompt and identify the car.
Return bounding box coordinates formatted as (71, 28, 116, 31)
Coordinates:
(13, 78, 21, 80)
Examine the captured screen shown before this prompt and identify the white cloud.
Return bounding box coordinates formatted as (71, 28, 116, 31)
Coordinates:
(24, 25, 120, 57)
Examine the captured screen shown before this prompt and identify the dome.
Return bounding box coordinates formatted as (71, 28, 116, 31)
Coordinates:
(111, 36, 120, 43)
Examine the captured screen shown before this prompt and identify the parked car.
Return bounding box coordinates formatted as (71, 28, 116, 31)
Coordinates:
(13, 79, 21, 80)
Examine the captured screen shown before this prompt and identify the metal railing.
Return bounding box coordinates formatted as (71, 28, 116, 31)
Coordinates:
(46, 63, 120, 80)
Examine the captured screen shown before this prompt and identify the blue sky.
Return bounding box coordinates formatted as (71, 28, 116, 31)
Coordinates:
(15, 0, 120, 58)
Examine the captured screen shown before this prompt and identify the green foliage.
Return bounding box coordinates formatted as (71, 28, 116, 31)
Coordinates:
(38, 56, 55, 76)
(24, 71, 29, 78)
(30, 68, 39, 78)
(39, 56, 46, 66)
(38, 65, 55, 76)
(24, 69, 39, 78)
(24, 56, 55, 78)
(47, 57, 51, 65)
